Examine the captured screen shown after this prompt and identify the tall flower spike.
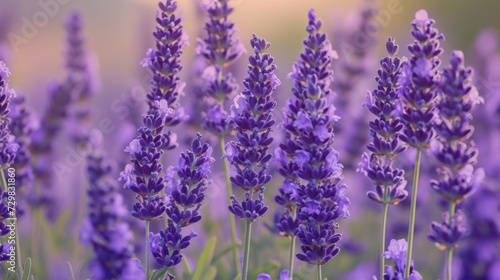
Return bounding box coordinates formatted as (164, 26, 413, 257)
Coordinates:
(226, 34, 279, 279)
(151, 133, 213, 270)
(142, 0, 188, 127)
(399, 10, 444, 277)
(382, 239, 422, 280)
(197, 0, 245, 136)
(276, 10, 348, 274)
(427, 51, 484, 280)
(0, 62, 17, 168)
(81, 145, 145, 280)
(358, 37, 407, 280)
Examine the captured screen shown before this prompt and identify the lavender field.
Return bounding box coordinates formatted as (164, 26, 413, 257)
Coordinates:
(0, 0, 499, 279)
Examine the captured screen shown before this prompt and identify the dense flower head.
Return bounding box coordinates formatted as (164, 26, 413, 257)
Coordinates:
(197, 0, 245, 136)
(151, 133, 213, 268)
(427, 210, 468, 250)
(142, 0, 188, 129)
(227, 34, 279, 222)
(274, 9, 349, 266)
(0, 62, 17, 168)
(397, 10, 443, 149)
(382, 239, 423, 280)
(359, 37, 407, 205)
(81, 146, 144, 280)
(121, 101, 171, 221)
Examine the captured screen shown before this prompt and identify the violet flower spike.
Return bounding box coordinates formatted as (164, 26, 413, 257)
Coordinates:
(427, 51, 484, 280)
(226, 34, 279, 280)
(398, 10, 444, 278)
(382, 239, 423, 280)
(151, 133, 213, 270)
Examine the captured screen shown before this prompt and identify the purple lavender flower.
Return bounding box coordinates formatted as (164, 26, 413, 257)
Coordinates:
(382, 239, 422, 280)
(142, 0, 188, 130)
(226, 34, 279, 221)
(275, 9, 349, 268)
(358, 37, 407, 205)
(0, 190, 12, 266)
(197, 0, 246, 136)
(151, 133, 213, 269)
(397, 10, 444, 149)
(0, 62, 17, 168)
(427, 51, 484, 251)
(81, 145, 145, 280)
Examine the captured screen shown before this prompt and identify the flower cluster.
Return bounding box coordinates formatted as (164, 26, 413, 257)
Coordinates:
(0, 62, 17, 168)
(121, 102, 171, 221)
(427, 51, 484, 249)
(276, 10, 349, 266)
(226, 34, 279, 222)
(397, 10, 443, 149)
(358, 37, 407, 205)
(0, 190, 12, 266)
(151, 133, 213, 268)
(382, 239, 422, 280)
(81, 146, 144, 280)
(197, 0, 245, 136)
(142, 0, 188, 130)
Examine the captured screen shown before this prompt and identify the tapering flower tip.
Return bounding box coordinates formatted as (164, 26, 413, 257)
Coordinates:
(427, 210, 469, 250)
(251, 34, 271, 54)
(386, 37, 398, 56)
(306, 9, 322, 33)
(383, 239, 422, 280)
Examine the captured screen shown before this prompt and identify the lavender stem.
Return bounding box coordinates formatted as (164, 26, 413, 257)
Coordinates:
(405, 147, 422, 278)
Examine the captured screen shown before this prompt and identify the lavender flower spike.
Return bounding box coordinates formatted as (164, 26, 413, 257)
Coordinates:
(0, 62, 17, 168)
(81, 144, 145, 280)
(398, 10, 444, 277)
(382, 239, 422, 280)
(277, 10, 349, 276)
(226, 34, 279, 280)
(427, 51, 484, 280)
(151, 133, 213, 270)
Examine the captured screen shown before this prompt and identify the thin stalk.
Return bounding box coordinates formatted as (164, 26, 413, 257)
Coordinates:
(405, 147, 422, 278)
(317, 263, 322, 280)
(241, 219, 252, 280)
(445, 201, 456, 280)
(0, 169, 22, 276)
(380, 201, 389, 280)
(288, 206, 297, 280)
(219, 137, 241, 276)
(146, 220, 150, 279)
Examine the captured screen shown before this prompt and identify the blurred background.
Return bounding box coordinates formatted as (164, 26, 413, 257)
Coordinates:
(0, 0, 499, 279)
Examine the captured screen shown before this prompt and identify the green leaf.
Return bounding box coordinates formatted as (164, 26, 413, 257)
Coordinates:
(212, 243, 240, 264)
(151, 267, 169, 280)
(21, 258, 32, 280)
(191, 237, 217, 280)
(233, 273, 241, 280)
(204, 266, 217, 280)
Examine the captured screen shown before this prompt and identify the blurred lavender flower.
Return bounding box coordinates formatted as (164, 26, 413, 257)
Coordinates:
(358, 37, 407, 205)
(276, 9, 349, 267)
(0, 190, 12, 266)
(397, 10, 443, 149)
(151, 134, 213, 269)
(197, 0, 245, 136)
(382, 239, 422, 280)
(142, 0, 188, 130)
(427, 51, 484, 252)
(81, 144, 145, 280)
(0, 62, 17, 168)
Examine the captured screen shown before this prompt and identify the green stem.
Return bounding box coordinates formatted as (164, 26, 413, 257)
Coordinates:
(219, 137, 241, 276)
(288, 206, 297, 280)
(241, 219, 252, 280)
(146, 220, 150, 280)
(380, 202, 389, 280)
(405, 147, 422, 278)
(0, 169, 22, 276)
(317, 263, 322, 280)
(445, 201, 456, 280)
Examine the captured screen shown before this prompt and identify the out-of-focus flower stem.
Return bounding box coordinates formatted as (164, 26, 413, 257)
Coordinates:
(219, 136, 241, 276)
(288, 206, 297, 280)
(146, 220, 150, 279)
(0, 169, 22, 276)
(241, 218, 252, 280)
(317, 262, 322, 280)
(446, 201, 456, 280)
(405, 147, 422, 278)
